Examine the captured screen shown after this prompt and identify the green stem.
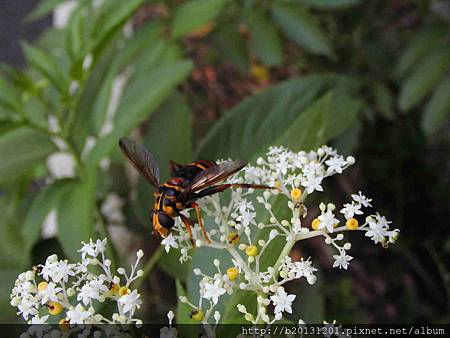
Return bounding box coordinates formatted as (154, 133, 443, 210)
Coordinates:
(135, 246, 163, 289)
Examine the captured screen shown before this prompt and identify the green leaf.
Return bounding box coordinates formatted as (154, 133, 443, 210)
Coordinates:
(176, 280, 197, 324)
(25, 0, 66, 22)
(22, 181, 68, 251)
(195, 75, 347, 160)
(274, 92, 330, 150)
(92, 0, 144, 54)
(85, 60, 193, 168)
(422, 77, 450, 136)
(246, 9, 283, 66)
(172, 0, 229, 38)
(0, 127, 56, 185)
(0, 74, 22, 113)
(0, 194, 29, 269)
(373, 81, 395, 120)
(65, 5, 86, 63)
(325, 91, 363, 139)
(272, 2, 333, 57)
(395, 25, 448, 79)
(57, 175, 96, 260)
(69, 22, 166, 151)
(398, 46, 450, 112)
(300, 0, 361, 9)
(213, 23, 249, 73)
(22, 43, 69, 95)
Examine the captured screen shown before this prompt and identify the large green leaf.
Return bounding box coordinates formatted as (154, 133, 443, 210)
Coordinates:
(0, 75, 22, 113)
(422, 77, 450, 136)
(398, 46, 450, 112)
(213, 23, 249, 73)
(171, 0, 230, 38)
(395, 25, 448, 79)
(272, 2, 334, 57)
(65, 5, 86, 64)
(69, 21, 165, 151)
(57, 175, 97, 260)
(22, 180, 69, 251)
(91, 0, 144, 54)
(0, 194, 29, 269)
(22, 43, 69, 95)
(0, 127, 57, 185)
(195, 75, 359, 160)
(85, 60, 193, 168)
(245, 9, 283, 66)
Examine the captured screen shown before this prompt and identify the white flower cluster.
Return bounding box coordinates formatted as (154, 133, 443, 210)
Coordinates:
(10, 238, 144, 325)
(166, 146, 399, 324)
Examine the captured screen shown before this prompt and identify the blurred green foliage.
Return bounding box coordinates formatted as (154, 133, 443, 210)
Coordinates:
(0, 0, 448, 324)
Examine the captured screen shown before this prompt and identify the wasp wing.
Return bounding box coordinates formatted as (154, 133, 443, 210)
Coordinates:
(188, 160, 247, 192)
(119, 138, 160, 188)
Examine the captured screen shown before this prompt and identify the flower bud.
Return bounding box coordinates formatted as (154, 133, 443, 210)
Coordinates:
(245, 245, 258, 257)
(38, 281, 48, 292)
(226, 267, 239, 281)
(346, 218, 359, 230)
(47, 301, 63, 315)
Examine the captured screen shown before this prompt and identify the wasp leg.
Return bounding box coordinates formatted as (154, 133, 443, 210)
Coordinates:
(179, 213, 195, 246)
(188, 202, 211, 243)
(195, 183, 276, 199)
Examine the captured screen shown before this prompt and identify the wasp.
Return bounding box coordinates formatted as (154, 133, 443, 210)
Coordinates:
(119, 138, 273, 244)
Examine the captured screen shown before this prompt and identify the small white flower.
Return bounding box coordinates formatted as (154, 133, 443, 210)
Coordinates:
(325, 156, 347, 174)
(270, 287, 296, 315)
(39, 282, 62, 305)
(51, 260, 75, 283)
(17, 295, 38, 320)
(161, 234, 179, 253)
(202, 279, 226, 305)
(351, 191, 372, 207)
(302, 174, 323, 194)
(119, 289, 142, 314)
(66, 304, 91, 324)
(30, 315, 49, 324)
(340, 203, 363, 219)
(318, 210, 339, 232)
(332, 252, 353, 270)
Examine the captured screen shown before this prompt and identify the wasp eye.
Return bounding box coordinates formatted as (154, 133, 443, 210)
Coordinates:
(158, 213, 175, 229)
(149, 210, 155, 222)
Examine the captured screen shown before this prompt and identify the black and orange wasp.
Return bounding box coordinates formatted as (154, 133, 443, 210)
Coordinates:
(119, 138, 274, 245)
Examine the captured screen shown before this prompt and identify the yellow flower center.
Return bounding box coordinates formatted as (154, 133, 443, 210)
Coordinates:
(274, 180, 282, 189)
(119, 286, 130, 296)
(226, 267, 239, 281)
(346, 218, 359, 230)
(245, 245, 258, 257)
(47, 301, 63, 315)
(227, 232, 240, 245)
(37, 281, 48, 292)
(190, 309, 204, 321)
(311, 218, 321, 230)
(290, 188, 302, 201)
